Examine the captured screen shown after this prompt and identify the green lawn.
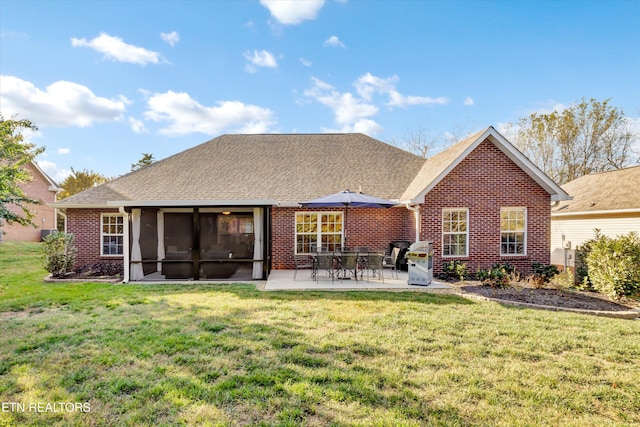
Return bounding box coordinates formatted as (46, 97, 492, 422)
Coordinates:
(1, 242, 639, 427)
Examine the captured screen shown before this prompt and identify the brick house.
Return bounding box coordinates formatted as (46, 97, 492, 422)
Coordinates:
(53, 127, 569, 282)
(1, 162, 60, 242)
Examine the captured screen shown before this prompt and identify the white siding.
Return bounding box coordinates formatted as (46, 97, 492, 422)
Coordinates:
(550, 214, 640, 268)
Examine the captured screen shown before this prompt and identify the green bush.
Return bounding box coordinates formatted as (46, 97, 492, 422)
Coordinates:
(41, 232, 77, 277)
(575, 234, 598, 290)
(527, 262, 559, 289)
(442, 260, 467, 280)
(476, 263, 519, 288)
(586, 231, 640, 299)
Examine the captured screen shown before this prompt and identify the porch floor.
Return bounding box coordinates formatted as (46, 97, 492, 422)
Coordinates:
(265, 269, 451, 291)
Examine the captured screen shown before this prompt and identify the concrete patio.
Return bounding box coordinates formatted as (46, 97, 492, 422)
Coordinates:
(265, 269, 451, 291)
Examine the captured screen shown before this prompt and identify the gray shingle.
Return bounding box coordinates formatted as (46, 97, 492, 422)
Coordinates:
(57, 133, 426, 206)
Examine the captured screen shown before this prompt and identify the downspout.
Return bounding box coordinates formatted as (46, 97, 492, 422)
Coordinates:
(403, 202, 420, 243)
(119, 206, 130, 283)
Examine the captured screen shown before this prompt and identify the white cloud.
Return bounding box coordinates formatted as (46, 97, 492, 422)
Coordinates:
(303, 73, 450, 135)
(71, 33, 163, 65)
(128, 117, 148, 134)
(354, 72, 448, 108)
(160, 31, 179, 47)
(243, 50, 278, 73)
(57, 148, 70, 155)
(36, 160, 71, 183)
(0, 75, 128, 127)
(464, 97, 474, 106)
(260, 0, 325, 25)
(323, 36, 345, 48)
(144, 90, 276, 136)
(304, 77, 380, 133)
(300, 58, 312, 67)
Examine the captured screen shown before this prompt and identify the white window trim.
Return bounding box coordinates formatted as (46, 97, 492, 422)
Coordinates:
(295, 211, 344, 254)
(500, 207, 527, 256)
(101, 213, 124, 257)
(442, 208, 469, 258)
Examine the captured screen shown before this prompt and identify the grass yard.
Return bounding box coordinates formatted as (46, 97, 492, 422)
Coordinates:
(1, 242, 639, 426)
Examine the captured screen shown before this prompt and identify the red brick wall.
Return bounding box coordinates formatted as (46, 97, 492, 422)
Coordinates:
(271, 207, 413, 269)
(2, 163, 58, 242)
(66, 208, 123, 268)
(419, 139, 551, 276)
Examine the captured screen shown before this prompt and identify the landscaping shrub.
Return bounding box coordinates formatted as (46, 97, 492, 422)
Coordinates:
(585, 231, 640, 299)
(476, 263, 519, 288)
(41, 232, 77, 277)
(575, 234, 597, 290)
(442, 260, 467, 281)
(527, 262, 559, 289)
(74, 262, 124, 277)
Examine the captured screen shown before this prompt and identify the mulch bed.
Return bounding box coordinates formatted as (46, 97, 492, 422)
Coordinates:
(458, 284, 638, 312)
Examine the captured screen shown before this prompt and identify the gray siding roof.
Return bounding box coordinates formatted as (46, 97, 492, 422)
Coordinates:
(57, 133, 426, 206)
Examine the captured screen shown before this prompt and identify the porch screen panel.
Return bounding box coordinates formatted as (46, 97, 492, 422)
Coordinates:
(252, 208, 263, 279)
(163, 213, 194, 279)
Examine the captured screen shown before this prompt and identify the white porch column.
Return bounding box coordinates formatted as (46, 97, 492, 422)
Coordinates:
(120, 207, 130, 283)
(252, 208, 263, 279)
(157, 211, 165, 272)
(130, 208, 144, 280)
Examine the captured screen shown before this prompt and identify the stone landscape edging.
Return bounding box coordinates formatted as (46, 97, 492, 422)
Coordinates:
(459, 292, 640, 319)
(43, 274, 122, 284)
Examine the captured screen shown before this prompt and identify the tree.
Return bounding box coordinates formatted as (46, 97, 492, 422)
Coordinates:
(391, 126, 470, 159)
(0, 114, 45, 228)
(131, 153, 155, 171)
(510, 98, 637, 184)
(57, 167, 109, 200)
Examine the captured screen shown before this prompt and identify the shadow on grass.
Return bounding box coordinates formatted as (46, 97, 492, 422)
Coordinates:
(2, 298, 469, 425)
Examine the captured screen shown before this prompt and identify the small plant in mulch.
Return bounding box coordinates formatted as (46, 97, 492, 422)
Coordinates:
(73, 262, 124, 278)
(476, 263, 520, 288)
(441, 260, 468, 281)
(526, 262, 559, 289)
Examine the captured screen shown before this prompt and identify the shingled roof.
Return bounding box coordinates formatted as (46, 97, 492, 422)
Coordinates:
(552, 166, 640, 215)
(56, 133, 426, 207)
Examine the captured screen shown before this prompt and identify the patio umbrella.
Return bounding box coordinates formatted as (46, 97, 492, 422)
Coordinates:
(299, 190, 397, 247)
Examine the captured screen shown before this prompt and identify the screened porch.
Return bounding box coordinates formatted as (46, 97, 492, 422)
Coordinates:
(127, 207, 268, 281)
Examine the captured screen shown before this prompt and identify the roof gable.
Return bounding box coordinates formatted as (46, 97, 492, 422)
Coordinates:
(401, 126, 570, 202)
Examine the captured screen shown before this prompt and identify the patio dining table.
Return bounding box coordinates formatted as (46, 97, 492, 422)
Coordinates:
(312, 251, 374, 281)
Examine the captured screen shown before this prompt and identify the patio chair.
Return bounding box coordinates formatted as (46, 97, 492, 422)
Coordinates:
(315, 252, 339, 283)
(383, 247, 399, 279)
(294, 253, 316, 281)
(340, 251, 359, 282)
(366, 253, 384, 283)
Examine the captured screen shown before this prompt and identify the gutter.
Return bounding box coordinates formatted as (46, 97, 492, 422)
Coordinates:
(402, 202, 420, 242)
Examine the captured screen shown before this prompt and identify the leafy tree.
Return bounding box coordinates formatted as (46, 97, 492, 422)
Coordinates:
(57, 167, 109, 200)
(131, 153, 155, 171)
(0, 114, 45, 228)
(510, 98, 637, 184)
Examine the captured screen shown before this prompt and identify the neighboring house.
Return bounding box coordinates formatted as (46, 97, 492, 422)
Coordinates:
(53, 127, 569, 282)
(551, 166, 640, 271)
(1, 162, 60, 242)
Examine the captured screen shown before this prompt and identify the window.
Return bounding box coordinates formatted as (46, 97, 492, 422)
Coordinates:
(295, 212, 343, 254)
(501, 207, 526, 255)
(101, 214, 124, 256)
(442, 208, 468, 257)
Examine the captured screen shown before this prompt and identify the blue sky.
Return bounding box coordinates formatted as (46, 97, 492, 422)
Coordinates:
(1, 0, 639, 182)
